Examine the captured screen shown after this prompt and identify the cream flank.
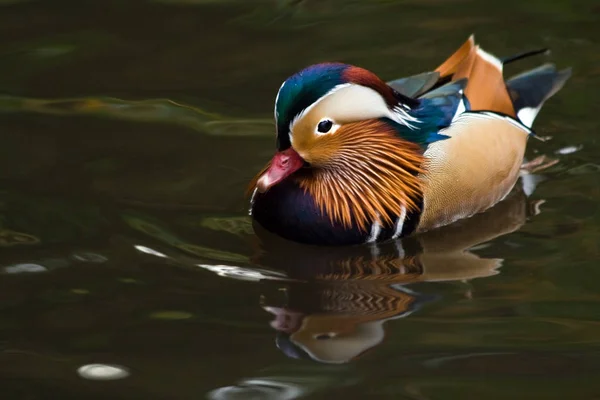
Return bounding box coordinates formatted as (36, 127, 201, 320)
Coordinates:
(418, 112, 531, 232)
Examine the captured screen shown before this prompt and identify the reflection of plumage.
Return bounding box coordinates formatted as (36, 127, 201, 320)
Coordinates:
(259, 187, 538, 363)
(317, 281, 416, 317)
(303, 254, 422, 282)
(249, 35, 570, 245)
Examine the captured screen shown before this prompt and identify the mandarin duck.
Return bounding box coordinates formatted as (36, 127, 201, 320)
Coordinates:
(248, 35, 571, 246)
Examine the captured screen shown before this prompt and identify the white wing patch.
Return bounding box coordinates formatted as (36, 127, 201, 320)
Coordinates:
(517, 106, 541, 128)
(451, 91, 467, 123)
(391, 105, 420, 129)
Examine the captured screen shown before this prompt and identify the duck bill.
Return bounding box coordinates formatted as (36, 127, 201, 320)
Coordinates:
(256, 148, 304, 193)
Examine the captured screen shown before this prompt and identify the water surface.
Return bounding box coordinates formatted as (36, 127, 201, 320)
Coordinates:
(1, 0, 599, 399)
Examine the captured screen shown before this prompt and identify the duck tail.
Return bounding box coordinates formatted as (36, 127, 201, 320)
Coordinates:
(435, 36, 571, 127)
(505, 64, 572, 128)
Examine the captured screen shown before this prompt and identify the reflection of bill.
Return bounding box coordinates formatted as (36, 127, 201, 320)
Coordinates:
(254, 185, 541, 364)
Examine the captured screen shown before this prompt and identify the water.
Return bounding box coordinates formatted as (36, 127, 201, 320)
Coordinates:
(1, 0, 599, 398)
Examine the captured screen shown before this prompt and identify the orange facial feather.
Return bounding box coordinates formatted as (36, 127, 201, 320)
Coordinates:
(295, 120, 424, 231)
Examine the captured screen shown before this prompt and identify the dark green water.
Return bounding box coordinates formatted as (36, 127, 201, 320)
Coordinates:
(1, 0, 599, 398)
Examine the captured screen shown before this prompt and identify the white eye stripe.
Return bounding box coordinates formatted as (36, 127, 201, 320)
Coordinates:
(288, 83, 352, 135)
(288, 82, 421, 138)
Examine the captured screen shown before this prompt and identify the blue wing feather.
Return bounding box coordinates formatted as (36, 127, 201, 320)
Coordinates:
(385, 79, 469, 147)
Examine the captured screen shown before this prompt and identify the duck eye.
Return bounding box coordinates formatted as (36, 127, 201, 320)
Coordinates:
(317, 119, 333, 133)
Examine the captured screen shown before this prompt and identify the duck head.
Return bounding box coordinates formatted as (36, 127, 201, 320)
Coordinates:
(250, 63, 428, 234)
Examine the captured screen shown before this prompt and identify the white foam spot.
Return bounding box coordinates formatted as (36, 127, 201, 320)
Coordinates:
(4, 263, 47, 274)
(134, 245, 167, 258)
(555, 145, 583, 155)
(196, 264, 289, 282)
(77, 364, 130, 381)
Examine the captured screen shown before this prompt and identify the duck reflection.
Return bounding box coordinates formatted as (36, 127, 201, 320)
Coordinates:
(252, 187, 541, 364)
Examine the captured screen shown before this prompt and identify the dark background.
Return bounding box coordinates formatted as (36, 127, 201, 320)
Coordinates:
(0, 1, 599, 399)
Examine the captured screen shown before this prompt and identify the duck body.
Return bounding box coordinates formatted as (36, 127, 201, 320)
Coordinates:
(249, 36, 571, 246)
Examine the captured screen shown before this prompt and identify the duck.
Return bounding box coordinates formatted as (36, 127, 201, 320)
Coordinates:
(248, 35, 571, 246)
